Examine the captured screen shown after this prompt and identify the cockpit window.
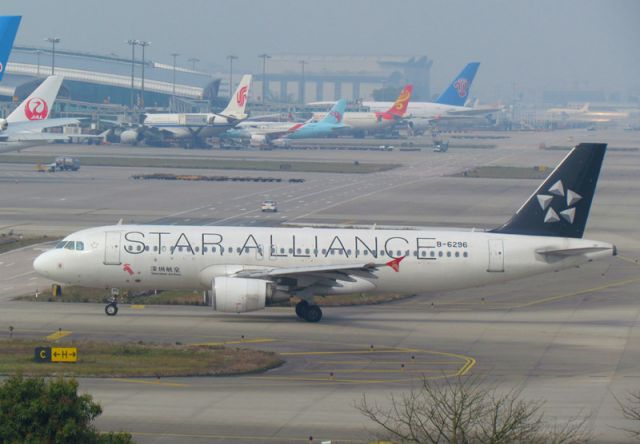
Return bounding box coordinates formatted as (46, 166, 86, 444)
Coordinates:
(56, 240, 84, 250)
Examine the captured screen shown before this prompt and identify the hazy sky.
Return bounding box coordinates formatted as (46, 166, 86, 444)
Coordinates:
(3, 0, 639, 100)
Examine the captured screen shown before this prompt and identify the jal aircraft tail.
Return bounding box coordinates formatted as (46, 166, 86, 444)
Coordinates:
(7, 75, 64, 123)
(435, 62, 480, 107)
(492, 143, 607, 238)
(221, 74, 252, 119)
(385, 85, 413, 117)
(0, 16, 21, 82)
(320, 99, 347, 125)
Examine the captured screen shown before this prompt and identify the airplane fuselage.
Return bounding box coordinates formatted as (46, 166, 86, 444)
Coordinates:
(34, 224, 613, 295)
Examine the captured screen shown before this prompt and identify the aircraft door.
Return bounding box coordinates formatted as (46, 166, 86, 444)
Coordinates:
(104, 232, 122, 265)
(487, 239, 504, 272)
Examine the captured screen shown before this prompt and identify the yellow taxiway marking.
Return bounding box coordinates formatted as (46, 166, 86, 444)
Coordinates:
(418, 275, 640, 311)
(513, 276, 640, 309)
(618, 255, 640, 266)
(190, 338, 275, 346)
(112, 378, 189, 388)
(131, 431, 366, 443)
(45, 330, 71, 341)
(257, 347, 476, 384)
(131, 304, 145, 309)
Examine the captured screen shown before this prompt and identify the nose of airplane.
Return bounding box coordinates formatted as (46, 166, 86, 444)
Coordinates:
(33, 251, 54, 278)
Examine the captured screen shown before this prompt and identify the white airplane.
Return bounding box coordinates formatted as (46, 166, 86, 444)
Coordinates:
(33, 143, 614, 323)
(120, 75, 252, 147)
(0, 76, 79, 153)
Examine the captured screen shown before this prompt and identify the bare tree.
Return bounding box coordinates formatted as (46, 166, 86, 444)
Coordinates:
(616, 390, 640, 439)
(357, 376, 590, 444)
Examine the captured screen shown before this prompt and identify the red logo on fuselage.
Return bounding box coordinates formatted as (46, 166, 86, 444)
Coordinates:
(386, 256, 405, 272)
(24, 97, 49, 120)
(329, 110, 342, 123)
(0, 62, 3, 73)
(123, 263, 134, 275)
(454, 78, 469, 98)
(236, 85, 248, 107)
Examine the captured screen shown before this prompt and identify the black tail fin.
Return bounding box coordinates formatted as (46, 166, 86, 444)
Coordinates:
(491, 143, 607, 238)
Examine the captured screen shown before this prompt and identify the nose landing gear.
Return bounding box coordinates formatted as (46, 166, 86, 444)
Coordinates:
(105, 295, 118, 316)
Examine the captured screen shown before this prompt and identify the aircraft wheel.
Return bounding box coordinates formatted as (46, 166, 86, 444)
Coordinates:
(304, 305, 322, 323)
(105, 303, 118, 316)
(295, 300, 309, 319)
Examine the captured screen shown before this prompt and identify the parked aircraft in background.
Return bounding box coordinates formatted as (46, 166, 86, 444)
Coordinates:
(120, 75, 252, 147)
(546, 103, 630, 124)
(0, 15, 21, 82)
(271, 99, 348, 144)
(34, 143, 613, 323)
(311, 85, 413, 137)
(0, 76, 80, 152)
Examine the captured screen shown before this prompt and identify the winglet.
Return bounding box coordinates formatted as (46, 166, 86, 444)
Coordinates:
(386, 256, 405, 272)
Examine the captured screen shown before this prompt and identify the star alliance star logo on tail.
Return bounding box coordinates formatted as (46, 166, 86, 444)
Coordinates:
(536, 180, 582, 224)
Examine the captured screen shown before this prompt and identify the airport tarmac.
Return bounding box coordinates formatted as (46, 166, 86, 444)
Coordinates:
(1, 128, 640, 442)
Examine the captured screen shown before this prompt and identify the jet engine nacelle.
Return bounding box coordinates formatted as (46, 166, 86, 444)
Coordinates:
(212, 277, 275, 313)
(0, 119, 7, 131)
(250, 134, 267, 145)
(120, 128, 143, 145)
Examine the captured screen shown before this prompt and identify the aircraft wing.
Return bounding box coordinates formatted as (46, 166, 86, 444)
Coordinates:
(235, 257, 404, 279)
(7, 118, 80, 134)
(0, 132, 70, 142)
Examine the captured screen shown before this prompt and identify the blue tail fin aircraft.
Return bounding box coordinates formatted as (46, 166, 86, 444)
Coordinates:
(435, 62, 480, 106)
(285, 99, 349, 139)
(0, 16, 21, 82)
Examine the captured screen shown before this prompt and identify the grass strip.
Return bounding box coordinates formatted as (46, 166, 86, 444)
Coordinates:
(0, 154, 398, 174)
(0, 339, 282, 377)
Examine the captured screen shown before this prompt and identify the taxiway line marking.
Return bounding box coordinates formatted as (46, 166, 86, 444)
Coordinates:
(112, 378, 189, 388)
(46, 330, 71, 341)
(512, 276, 640, 309)
(618, 255, 640, 266)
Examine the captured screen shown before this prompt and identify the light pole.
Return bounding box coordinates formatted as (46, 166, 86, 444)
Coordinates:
(299, 60, 308, 104)
(126, 39, 137, 109)
(226, 55, 238, 99)
(35, 50, 41, 76)
(138, 40, 151, 108)
(170, 52, 179, 111)
(258, 53, 271, 103)
(44, 37, 60, 75)
(188, 57, 200, 71)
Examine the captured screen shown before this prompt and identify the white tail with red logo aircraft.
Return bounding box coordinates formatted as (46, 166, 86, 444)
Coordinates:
(33, 144, 614, 323)
(122, 75, 253, 147)
(0, 75, 79, 152)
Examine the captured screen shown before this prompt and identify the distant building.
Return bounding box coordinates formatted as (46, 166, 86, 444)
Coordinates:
(251, 54, 432, 103)
(1, 46, 221, 111)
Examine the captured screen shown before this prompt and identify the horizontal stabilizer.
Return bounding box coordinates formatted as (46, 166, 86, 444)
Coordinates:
(535, 246, 612, 257)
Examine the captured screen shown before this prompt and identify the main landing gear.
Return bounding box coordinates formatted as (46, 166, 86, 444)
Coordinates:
(105, 296, 118, 316)
(295, 300, 322, 323)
